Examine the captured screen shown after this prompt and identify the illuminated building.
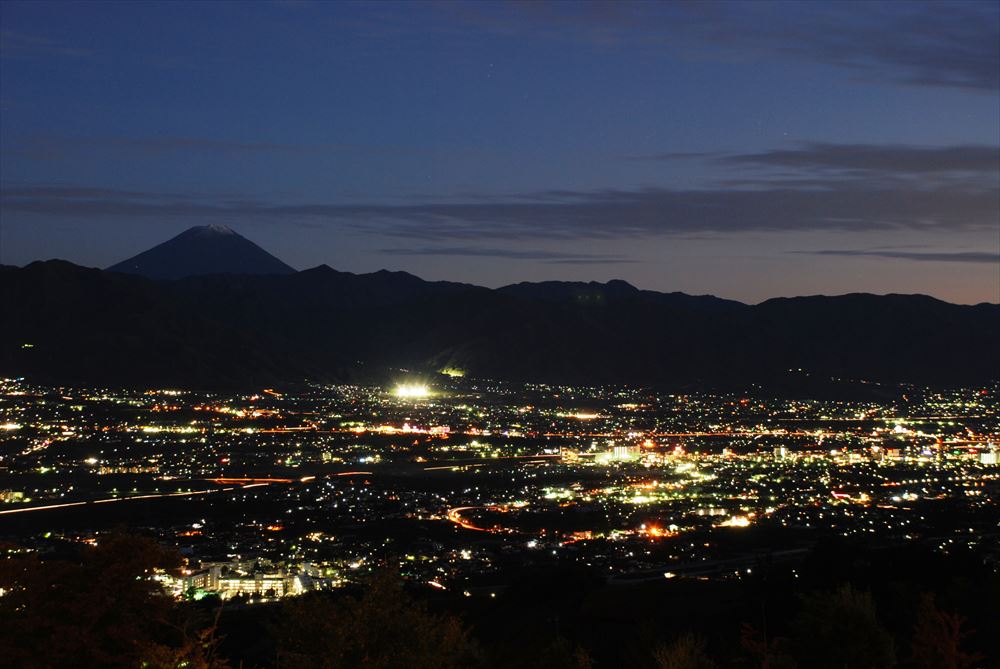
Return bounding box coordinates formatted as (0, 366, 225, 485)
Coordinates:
(183, 561, 318, 600)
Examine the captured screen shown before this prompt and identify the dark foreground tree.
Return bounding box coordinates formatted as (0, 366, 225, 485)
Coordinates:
(0, 533, 227, 669)
(739, 622, 795, 669)
(276, 569, 479, 669)
(536, 636, 593, 669)
(487, 634, 593, 669)
(909, 593, 982, 669)
(653, 633, 717, 669)
(789, 584, 895, 669)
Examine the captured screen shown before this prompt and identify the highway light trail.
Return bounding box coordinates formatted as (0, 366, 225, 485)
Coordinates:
(446, 506, 492, 532)
(0, 482, 282, 515)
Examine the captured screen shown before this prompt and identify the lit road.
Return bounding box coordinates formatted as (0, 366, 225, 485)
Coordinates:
(0, 482, 275, 516)
(446, 506, 493, 532)
(207, 477, 294, 484)
(0, 473, 384, 517)
(423, 454, 560, 472)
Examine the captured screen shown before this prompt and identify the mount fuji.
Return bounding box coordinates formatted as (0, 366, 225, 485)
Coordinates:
(107, 224, 295, 280)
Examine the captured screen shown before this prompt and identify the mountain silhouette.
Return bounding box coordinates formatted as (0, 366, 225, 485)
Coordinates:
(3, 258, 997, 391)
(106, 225, 295, 280)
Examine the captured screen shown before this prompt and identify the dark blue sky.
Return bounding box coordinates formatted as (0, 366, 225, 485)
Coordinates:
(2, 0, 998, 303)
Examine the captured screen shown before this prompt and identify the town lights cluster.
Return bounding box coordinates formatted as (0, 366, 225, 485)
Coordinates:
(0, 376, 997, 602)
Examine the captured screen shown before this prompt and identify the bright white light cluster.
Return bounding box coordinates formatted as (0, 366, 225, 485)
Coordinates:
(394, 383, 430, 399)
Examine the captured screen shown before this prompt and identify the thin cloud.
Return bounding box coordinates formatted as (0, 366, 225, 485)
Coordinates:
(762, 2, 1000, 91)
(6, 136, 338, 160)
(3, 174, 997, 241)
(433, 1, 1000, 92)
(797, 249, 999, 264)
(379, 246, 634, 264)
(0, 185, 246, 202)
(98, 137, 309, 154)
(725, 143, 1000, 175)
(0, 31, 93, 59)
(5, 135, 447, 162)
(627, 151, 716, 161)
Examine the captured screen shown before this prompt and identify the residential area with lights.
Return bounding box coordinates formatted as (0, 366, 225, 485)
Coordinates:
(3, 376, 998, 596)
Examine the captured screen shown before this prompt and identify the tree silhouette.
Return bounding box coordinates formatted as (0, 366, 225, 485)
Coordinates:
(909, 593, 982, 669)
(276, 569, 479, 669)
(789, 584, 895, 669)
(0, 532, 227, 669)
(653, 632, 717, 669)
(137, 621, 230, 669)
(739, 622, 794, 669)
(494, 634, 593, 669)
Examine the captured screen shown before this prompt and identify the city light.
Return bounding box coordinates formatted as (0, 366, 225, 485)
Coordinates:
(394, 383, 430, 399)
(1, 375, 997, 606)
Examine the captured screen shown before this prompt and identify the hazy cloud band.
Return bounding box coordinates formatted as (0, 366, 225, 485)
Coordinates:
(798, 249, 999, 264)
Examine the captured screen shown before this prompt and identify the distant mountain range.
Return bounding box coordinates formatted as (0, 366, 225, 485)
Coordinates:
(3, 226, 998, 391)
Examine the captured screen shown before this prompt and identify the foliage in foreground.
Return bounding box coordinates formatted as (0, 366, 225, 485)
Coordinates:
(0, 533, 228, 669)
(276, 569, 478, 669)
(0, 535, 994, 668)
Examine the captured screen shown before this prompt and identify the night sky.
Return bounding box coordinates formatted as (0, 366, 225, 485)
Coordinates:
(1, 0, 998, 304)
